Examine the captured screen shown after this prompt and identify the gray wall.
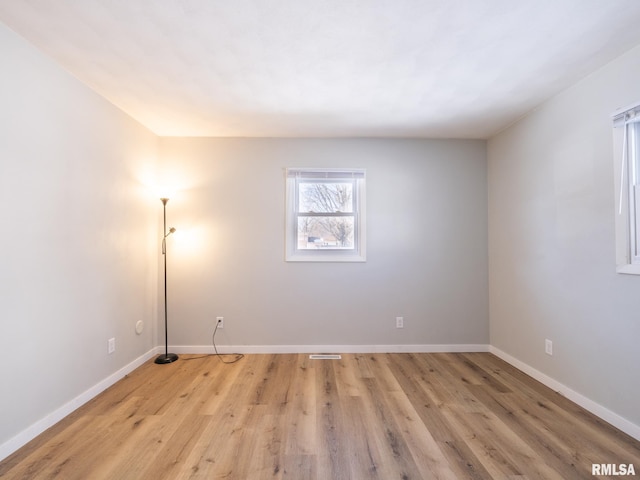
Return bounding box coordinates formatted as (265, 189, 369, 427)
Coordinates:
(159, 137, 489, 349)
(0, 23, 158, 450)
(488, 44, 640, 427)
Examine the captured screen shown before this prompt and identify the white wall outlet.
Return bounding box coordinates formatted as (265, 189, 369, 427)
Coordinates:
(545, 339, 553, 356)
(396, 316, 404, 328)
(216, 316, 224, 329)
(108, 338, 116, 354)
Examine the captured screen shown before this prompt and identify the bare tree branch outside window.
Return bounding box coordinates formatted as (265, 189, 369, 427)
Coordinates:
(298, 182, 355, 249)
(286, 168, 365, 262)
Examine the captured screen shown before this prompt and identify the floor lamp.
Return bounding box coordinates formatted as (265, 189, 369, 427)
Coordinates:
(155, 197, 179, 364)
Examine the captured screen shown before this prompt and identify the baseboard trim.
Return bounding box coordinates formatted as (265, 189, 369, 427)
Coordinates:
(170, 344, 491, 354)
(489, 346, 640, 441)
(0, 348, 157, 462)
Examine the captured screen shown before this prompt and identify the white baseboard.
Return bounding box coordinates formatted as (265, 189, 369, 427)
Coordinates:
(0, 348, 157, 462)
(170, 344, 491, 354)
(489, 346, 640, 442)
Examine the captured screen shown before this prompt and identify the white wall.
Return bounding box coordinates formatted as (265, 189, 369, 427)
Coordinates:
(159, 137, 488, 350)
(488, 45, 640, 429)
(0, 23, 158, 452)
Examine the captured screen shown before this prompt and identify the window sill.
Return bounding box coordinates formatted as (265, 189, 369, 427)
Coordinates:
(286, 251, 366, 262)
(616, 264, 640, 275)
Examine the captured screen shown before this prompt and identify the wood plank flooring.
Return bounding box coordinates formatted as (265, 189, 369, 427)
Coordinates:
(1, 353, 638, 479)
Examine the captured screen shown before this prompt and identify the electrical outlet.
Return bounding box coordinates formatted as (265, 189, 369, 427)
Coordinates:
(216, 316, 224, 329)
(396, 316, 404, 329)
(545, 339, 553, 356)
(108, 338, 116, 354)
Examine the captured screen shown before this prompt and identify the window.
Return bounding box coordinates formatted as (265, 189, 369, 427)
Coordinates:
(285, 168, 366, 262)
(613, 102, 640, 274)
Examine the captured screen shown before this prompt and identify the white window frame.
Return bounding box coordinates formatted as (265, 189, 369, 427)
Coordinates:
(285, 168, 366, 262)
(612, 102, 640, 275)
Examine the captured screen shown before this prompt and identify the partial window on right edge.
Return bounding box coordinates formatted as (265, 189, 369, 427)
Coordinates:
(613, 102, 640, 274)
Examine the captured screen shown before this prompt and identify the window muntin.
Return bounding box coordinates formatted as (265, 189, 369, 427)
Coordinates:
(286, 169, 365, 262)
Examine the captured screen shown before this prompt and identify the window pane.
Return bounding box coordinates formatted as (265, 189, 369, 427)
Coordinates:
(297, 216, 355, 249)
(299, 182, 353, 213)
(632, 123, 640, 264)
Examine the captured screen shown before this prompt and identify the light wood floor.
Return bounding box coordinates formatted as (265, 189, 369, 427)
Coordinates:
(1, 353, 638, 479)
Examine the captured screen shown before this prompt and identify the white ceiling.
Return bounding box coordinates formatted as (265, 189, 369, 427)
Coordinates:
(2, 0, 640, 138)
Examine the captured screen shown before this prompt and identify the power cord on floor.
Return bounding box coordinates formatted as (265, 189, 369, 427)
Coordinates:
(182, 320, 244, 363)
(212, 320, 244, 364)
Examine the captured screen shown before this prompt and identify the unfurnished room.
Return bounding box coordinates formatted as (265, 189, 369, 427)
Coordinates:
(0, 1, 639, 478)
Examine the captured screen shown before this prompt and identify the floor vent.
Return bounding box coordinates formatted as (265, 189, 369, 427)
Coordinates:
(309, 354, 342, 360)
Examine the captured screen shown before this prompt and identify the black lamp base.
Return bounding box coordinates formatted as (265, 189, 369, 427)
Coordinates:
(154, 353, 179, 364)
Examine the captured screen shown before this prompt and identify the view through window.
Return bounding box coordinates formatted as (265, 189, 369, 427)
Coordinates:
(286, 169, 366, 262)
